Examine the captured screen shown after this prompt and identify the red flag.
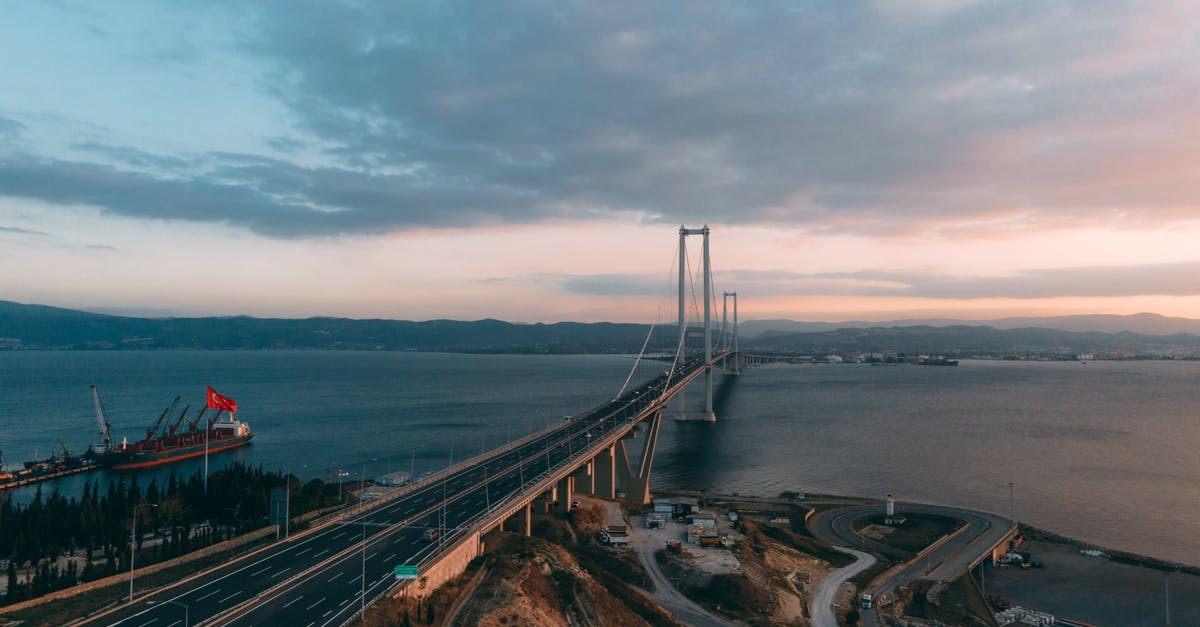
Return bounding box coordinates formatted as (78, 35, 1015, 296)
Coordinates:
(206, 386, 237, 412)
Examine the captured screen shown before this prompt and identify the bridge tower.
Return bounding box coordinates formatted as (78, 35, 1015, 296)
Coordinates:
(723, 291, 740, 374)
(677, 225, 716, 421)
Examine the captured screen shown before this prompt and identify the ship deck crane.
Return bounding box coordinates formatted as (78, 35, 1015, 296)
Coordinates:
(167, 404, 191, 436)
(90, 385, 112, 454)
(146, 396, 180, 442)
(187, 407, 208, 432)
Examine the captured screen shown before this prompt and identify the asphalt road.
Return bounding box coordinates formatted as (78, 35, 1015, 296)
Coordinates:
(86, 358, 711, 627)
(811, 547, 875, 627)
(809, 503, 1014, 625)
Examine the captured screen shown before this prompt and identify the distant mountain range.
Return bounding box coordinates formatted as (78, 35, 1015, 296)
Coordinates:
(738, 312, 1200, 338)
(0, 301, 649, 353)
(3, 300, 1200, 356)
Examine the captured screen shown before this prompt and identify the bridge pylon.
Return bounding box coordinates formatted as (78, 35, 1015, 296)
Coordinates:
(677, 225, 716, 421)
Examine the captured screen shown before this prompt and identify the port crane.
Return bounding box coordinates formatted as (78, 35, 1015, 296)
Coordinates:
(146, 396, 180, 442)
(188, 407, 208, 433)
(90, 385, 112, 455)
(167, 404, 191, 436)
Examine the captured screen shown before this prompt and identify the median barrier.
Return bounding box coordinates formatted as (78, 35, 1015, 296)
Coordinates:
(2, 525, 279, 619)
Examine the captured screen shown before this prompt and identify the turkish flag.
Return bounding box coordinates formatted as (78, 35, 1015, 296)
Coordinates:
(206, 386, 238, 412)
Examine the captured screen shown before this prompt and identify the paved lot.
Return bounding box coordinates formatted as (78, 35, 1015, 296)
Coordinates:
(985, 540, 1200, 627)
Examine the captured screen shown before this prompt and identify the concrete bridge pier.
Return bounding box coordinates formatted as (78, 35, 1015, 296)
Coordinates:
(573, 460, 594, 495)
(593, 444, 616, 499)
(556, 475, 574, 514)
(614, 410, 662, 505)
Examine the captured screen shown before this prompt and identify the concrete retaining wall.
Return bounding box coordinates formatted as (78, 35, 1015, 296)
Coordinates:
(0, 525, 278, 614)
(410, 532, 482, 600)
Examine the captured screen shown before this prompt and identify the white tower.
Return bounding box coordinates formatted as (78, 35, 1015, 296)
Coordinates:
(886, 494, 895, 517)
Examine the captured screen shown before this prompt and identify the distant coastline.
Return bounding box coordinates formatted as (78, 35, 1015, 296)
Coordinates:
(7, 299, 1200, 358)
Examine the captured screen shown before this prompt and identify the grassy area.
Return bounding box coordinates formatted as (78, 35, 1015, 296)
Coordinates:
(1, 535, 277, 627)
(904, 574, 997, 627)
(852, 514, 965, 556)
(847, 557, 892, 588)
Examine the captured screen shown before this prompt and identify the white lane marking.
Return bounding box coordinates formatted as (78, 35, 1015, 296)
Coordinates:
(295, 547, 312, 556)
(410, 537, 422, 545)
(384, 553, 397, 562)
(106, 518, 355, 625)
(331, 531, 345, 539)
(314, 549, 331, 558)
(306, 597, 326, 611)
(328, 572, 343, 583)
(219, 591, 240, 604)
(283, 595, 304, 609)
(195, 589, 221, 602)
(272, 567, 291, 578)
(166, 621, 182, 627)
(250, 565, 271, 577)
(350, 574, 362, 584)
(323, 609, 333, 617)
(139, 620, 159, 627)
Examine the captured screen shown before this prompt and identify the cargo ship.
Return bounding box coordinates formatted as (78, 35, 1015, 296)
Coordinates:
(107, 387, 253, 469)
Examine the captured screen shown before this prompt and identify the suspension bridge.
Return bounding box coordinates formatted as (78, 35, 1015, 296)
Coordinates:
(89, 225, 749, 627)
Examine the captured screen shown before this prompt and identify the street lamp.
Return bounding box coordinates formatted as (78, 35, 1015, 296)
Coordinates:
(165, 600, 189, 627)
(1008, 482, 1015, 523)
(130, 502, 158, 601)
(484, 464, 491, 510)
(361, 461, 367, 621)
(1166, 569, 1174, 627)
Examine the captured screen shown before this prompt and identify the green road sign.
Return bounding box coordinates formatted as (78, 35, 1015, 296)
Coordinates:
(394, 565, 419, 580)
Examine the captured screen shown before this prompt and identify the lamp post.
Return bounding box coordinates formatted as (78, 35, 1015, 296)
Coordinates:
(129, 502, 158, 601)
(166, 600, 189, 627)
(361, 461, 367, 621)
(1008, 482, 1015, 523)
(1166, 569, 1173, 627)
(484, 464, 491, 510)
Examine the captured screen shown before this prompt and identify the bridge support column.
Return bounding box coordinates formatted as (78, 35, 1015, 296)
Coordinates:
(522, 501, 532, 536)
(593, 444, 615, 499)
(556, 475, 574, 514)
(614, 410, 662, 505)
(573, 460, 593, 495)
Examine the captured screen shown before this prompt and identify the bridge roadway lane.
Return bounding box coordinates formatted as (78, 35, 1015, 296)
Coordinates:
(91, 358, 710, 626)
(809, 504, 1013, 627)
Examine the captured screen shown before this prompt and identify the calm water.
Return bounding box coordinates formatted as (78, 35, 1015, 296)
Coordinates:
(2, 352, 1197, 565)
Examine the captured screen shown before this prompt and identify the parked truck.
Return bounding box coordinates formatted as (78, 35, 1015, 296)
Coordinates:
(698, 535, 728, 548)
(600, 531, 629, 545)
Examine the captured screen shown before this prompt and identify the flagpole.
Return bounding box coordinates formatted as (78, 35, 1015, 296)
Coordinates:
(205, 411, 213, 493)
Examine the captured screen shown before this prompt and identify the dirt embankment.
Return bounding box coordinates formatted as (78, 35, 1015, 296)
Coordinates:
(363, 503, 678, 627)
(656, 514, 838, 626)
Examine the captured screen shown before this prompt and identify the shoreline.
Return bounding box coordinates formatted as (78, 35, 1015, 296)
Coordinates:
(655, 487, 1200, 573)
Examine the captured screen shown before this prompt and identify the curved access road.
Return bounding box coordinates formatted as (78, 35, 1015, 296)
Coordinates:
(808, 503, 1015, 624)
(810, 546, 875, 627)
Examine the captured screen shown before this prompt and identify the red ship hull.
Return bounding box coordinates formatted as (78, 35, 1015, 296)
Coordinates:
(108, 433, 254, 469)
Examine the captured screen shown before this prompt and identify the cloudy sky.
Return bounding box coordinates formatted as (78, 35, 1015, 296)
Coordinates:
(2, 1, 1199, 322)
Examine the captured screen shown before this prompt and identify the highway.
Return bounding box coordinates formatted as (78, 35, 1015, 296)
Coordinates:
(85, 357, 713, 627)
(809, 503, 1014, 626)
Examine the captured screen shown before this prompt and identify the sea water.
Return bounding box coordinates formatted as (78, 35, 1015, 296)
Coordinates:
(1, 352, 1197, 565)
